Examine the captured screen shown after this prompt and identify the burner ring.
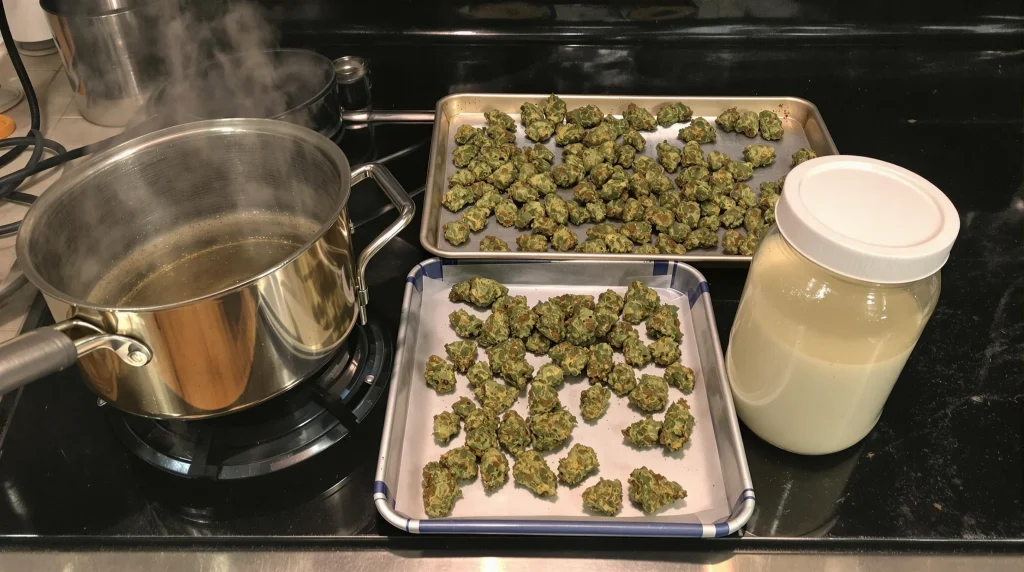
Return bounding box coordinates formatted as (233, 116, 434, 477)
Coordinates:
(108, 319, 392, 480)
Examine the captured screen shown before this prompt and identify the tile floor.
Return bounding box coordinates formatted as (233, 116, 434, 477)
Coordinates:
(0, 50, 124, 341)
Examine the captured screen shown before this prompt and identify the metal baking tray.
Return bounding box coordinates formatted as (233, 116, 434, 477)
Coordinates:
(375, 258, 754, 537)
(421, 94, 838, 264)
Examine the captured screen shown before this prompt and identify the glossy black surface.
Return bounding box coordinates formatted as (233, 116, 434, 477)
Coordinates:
(0, 19, 1021, 546)
(109, 319, 391, 480)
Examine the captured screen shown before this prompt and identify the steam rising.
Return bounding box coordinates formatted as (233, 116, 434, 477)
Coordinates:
(146, 1, 328, 128)
(25, 1, 346, 308)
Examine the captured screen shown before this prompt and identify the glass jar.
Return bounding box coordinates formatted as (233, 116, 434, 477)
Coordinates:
(727, 156, 959, 455)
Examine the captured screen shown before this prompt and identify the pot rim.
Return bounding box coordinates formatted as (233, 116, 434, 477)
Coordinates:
(17, 118, 353, 313)
(146, 49, 338, 125)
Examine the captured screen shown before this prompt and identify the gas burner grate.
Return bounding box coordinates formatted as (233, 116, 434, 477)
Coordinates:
(108, 319, 391, 480)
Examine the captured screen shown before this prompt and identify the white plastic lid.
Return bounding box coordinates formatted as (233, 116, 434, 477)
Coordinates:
(775, 155, 960, 284)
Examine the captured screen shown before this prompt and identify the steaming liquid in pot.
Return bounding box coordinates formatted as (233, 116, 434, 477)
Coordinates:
(87, 212, 321, 307)
(107, 239, 302, 306)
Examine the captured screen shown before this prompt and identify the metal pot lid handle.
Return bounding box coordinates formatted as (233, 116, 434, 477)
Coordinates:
(351, 163, 416, 325)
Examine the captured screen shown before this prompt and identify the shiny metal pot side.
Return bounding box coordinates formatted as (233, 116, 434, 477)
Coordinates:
(0, 119, 414, 419)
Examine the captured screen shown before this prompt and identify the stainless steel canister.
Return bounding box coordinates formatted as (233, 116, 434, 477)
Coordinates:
(41, 0, 166, 126)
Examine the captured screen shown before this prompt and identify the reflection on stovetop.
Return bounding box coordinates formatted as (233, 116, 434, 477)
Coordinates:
(109, 319, 391, 481)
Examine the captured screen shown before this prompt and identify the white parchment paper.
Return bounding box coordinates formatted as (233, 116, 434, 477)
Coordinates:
(393, 278, 730, 523)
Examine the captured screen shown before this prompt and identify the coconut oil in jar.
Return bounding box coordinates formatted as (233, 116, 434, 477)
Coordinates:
(727, 156, 959, 455)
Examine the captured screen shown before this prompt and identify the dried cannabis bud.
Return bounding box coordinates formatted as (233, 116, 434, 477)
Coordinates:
(707, 150, 731, 171)
(513, 450, 558, 497)
(498, 410, 531, 457)
(535, 363, 565, 387)
(551, 226, 579, 251)
(444, 340, 478, 373)
(722, 228, 743, 254)
(474, 380, 518, 416)
(433, 411, 461, 443)
(583, 478, 623, 516)
(566, 104, 603, 128)
(628, 374, 669, 412)
(528, 407, 578, 452)
(622, 281, 660, 324)
(646, 304, 682, 341)
(605, 321, 636, 351)
(479, 235, 511, 252)
(622, 336, 652, 369)
(516, 233, 549, 252)
(715, 107, 740, 132)
(725, 160, 754, 182)
(422, 461, 461, 518)
(499, 357, 535, 390)
(623, 103, 657, 131)
(494, 199, 518, 227)
(659, 398, 697, 452)
(545, 94, 567, 123)
(664, 363, 695, 394)
(622, 415, 663, 449)
(557, 443, 600, 486)
(525, 331, 553, 355)
(758, 110, 784, 141)
(452, 396, 478, 419)
(580, 383, 611, 421)
(678, 117, 716, 144)
(478, 310, 510, 347)
(533, 301, 566, 343)
(480, 447, 509, 491)
(735, 110, 759, 137)
(464, 408, 500, 455)
(507, 305, 536, 339)
(586, 342, 615, 383)
(466, 361, 492, 389)
(656, 102, 693, 128)
(743, 144, 776, 168)
(648, 337, 682, 367)
(525, 120, 556, 142)
(656, 141, 682, 173)
(628, 467, 687, 514)
(461, 205, 490, 232)
(791, 147, 817, 167)
(449, 309, 483, 339)
(424, 355, 456, 394)
(528, 382, 562, 415)
(443, 220, 470, 246)
(441, 445, 479, 480)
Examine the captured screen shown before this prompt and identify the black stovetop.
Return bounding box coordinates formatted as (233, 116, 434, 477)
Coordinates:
(0, 29, 1020, 548)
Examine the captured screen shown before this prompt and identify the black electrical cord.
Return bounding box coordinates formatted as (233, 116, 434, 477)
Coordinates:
(0, 133, 67, 203)
(0, 0, 98, 308)
(0, 2, 40, 170)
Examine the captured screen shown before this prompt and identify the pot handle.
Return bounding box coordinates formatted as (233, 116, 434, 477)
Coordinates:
(350, 163, 416, 324)
(0, 319, 153, 395)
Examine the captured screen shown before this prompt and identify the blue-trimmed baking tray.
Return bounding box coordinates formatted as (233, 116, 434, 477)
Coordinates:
(375, 258, 754, 537)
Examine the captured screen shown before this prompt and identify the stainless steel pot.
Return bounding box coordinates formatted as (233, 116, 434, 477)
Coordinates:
(0, 119, 414, 419)
(145, 49, 342, 139)
(42, 0, 167, 127)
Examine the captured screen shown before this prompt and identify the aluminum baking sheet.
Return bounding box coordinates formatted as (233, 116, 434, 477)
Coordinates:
(375, 258, 754, 537)
(421, 94, 838, 264)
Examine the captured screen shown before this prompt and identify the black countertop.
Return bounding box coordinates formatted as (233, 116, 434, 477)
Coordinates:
(0, 21, 1020, 548)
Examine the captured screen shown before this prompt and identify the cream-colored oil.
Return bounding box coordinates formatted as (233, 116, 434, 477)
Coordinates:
(727, 232, 929, 455)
